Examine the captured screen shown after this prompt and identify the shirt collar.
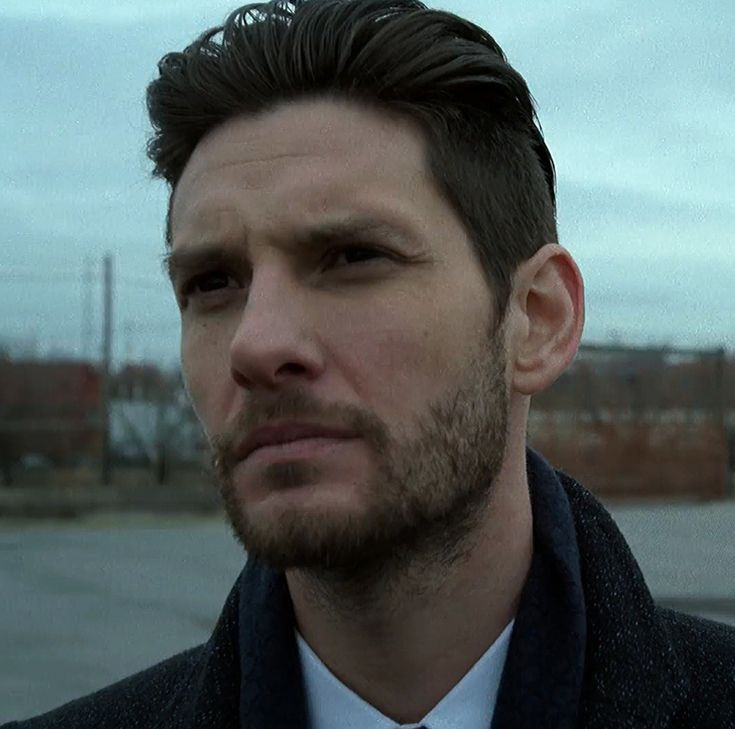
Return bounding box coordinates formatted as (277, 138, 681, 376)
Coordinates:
(296, 618, 515, 729)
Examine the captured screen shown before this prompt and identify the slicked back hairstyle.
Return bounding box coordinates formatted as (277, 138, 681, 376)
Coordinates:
(146, 0, 558, 321)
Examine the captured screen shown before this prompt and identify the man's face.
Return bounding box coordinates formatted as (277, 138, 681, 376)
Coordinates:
(169, 98, 511, 571)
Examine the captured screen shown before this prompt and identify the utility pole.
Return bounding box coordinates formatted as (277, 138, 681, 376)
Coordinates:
(713, 347, 732, 499)
(82, 256, 94, 361)
(100, 254, 114, 485)
(124, 320, 133, 364)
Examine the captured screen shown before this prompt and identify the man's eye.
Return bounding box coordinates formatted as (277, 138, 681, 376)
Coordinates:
(324, 246, 387, 269)
(182, 270, 237, 296)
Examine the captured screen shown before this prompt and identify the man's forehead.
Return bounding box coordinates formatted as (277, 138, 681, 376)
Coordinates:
(170, 145, 320, 238)
(180, 97, 415, 177)
(170, 100, 430, 243)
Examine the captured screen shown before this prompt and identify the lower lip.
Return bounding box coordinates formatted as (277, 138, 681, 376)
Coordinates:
(245, 436, 358, 465)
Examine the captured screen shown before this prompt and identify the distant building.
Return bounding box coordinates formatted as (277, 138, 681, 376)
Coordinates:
(113, 362, 168, 402)
(111, 363, 206, 465)
(530, 345, 734, 500)
(0, 358, 102, 466)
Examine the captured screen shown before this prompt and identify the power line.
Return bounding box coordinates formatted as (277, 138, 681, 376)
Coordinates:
(0, 271, 168, 291)
(0, 272, 82, 284)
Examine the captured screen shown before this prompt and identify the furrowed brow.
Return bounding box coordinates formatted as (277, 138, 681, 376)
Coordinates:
(161, 243, 243, 287)
(295, 216, 414, 249)
(161, 216, 415, 284)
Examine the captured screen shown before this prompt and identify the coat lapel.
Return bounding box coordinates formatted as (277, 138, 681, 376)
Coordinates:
(165, 557, 308, 729)
(560, 469, 691, 727)
(491, 449, 587, 729)
(166, 573, 243, 728)
(236, 560, 309, 729)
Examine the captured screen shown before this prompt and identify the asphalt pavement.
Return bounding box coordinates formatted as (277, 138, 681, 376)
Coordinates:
(1, 501, 734, 723)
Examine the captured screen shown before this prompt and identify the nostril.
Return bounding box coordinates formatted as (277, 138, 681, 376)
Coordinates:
(277, 362, 307, 376)
(230, 361, 307, 390)
(230, 367, 250, 389)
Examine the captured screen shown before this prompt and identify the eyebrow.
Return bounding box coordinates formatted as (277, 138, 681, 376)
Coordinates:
(162, 242, 243, 288)
(161, 215, 415, 286)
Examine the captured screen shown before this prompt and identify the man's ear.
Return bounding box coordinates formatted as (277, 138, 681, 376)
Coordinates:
(509, 244, 585, 396)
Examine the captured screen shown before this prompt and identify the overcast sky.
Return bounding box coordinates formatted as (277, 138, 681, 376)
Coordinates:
(2, 0, 733, 368)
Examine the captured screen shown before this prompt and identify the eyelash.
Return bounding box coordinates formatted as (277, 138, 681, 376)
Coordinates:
(180, 245, 387, 299)
(324, 245, 387, 268)
(181, 270, 233, 297)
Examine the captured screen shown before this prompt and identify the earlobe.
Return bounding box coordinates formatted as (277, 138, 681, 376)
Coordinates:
(511, 245, 585, 396)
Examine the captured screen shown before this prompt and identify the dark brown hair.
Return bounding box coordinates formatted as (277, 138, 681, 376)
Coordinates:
(146, 0, 557, 320)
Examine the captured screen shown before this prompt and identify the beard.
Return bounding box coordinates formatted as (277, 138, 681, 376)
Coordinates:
(209, 319, 509, 577)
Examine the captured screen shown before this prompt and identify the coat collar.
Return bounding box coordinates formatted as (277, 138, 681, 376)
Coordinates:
(165, 555, 306, 729)
(166, 448, 691, 728)
(490, 448, 587, 729)
(559, 464, 690, 727)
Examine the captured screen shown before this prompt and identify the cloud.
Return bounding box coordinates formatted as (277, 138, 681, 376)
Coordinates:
(1, 0, 236, 24)
(557, 180, 734, 261)
(1, 1, 733, 362)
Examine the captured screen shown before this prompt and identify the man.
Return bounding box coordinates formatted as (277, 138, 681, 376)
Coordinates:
(5, 1, 734, 727)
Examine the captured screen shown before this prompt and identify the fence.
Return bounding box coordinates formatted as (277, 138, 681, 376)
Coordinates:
(0, 359, 207, 488)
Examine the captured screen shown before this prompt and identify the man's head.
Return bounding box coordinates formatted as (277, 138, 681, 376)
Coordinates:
(147, 0, 584, 573)
(148, 0, 558, 322)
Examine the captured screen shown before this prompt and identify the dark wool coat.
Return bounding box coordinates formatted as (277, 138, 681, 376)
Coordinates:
(4, 455, 735, 729)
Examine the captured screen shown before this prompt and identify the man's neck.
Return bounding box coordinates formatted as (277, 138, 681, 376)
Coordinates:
(285, 471, 533, 725)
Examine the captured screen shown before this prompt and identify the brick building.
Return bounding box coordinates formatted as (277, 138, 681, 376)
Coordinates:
(0, 357, 102, 471)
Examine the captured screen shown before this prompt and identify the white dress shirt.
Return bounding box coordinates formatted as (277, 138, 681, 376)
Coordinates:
(295, 618, 515, 729)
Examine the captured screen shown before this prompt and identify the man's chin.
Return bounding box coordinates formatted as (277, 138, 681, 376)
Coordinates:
(222, 496, 408, 573)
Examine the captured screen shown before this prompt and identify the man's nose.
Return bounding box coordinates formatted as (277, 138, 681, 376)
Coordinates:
(227, 273, 322, 391)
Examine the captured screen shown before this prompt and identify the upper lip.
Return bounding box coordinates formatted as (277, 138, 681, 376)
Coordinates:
(236, 422, 358, 460)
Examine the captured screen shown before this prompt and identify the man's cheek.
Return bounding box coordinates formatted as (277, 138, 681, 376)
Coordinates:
(181, 356, 213, 433)
(183, 377, 207, 433)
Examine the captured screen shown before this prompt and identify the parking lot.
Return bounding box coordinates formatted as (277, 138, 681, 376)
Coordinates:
(2, 500, 734, 723)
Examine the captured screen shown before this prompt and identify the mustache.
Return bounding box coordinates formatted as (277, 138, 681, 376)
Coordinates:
(209, 388, 358, 472)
